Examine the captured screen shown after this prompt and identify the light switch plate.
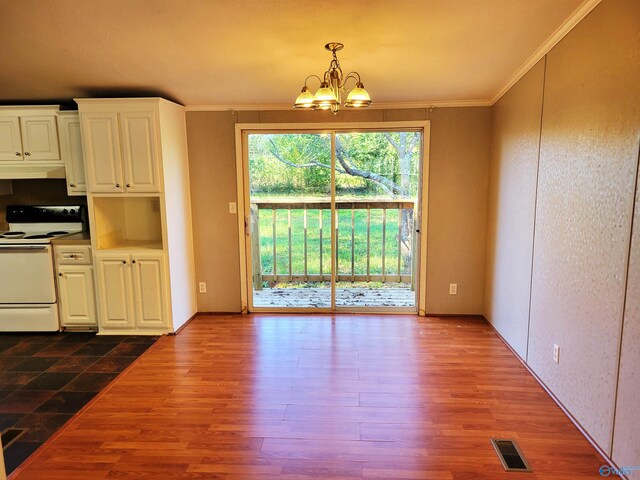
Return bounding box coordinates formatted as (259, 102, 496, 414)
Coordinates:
(229, 202, 237, 214)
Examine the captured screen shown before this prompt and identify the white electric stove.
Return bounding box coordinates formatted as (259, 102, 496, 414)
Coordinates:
(0, 205, 85, 332)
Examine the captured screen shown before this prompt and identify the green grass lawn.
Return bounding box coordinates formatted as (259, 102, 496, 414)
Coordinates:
(256, 208, 413, 277)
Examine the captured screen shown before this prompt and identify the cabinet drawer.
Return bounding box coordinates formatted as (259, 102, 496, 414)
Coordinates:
(55, 245, 92, 265)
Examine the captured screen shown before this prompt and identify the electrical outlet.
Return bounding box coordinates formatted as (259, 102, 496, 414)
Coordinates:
(553, 344, 560, 364)
(198, 282, 207, 293)
(229, 202, 237, 214)
(449, 283, 458, 295)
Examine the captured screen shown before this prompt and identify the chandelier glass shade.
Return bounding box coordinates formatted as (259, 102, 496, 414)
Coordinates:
(294, 43, 372, 113)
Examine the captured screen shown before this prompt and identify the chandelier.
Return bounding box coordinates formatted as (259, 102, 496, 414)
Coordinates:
(293, 43, 372, 114)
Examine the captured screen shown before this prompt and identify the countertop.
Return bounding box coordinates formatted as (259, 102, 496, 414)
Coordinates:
(51, 231, 91, 246)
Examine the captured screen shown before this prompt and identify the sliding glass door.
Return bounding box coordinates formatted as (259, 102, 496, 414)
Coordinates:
(243, 126, 423, 313)
(334, 131, 420, 308)
(247, 133, 332, 308)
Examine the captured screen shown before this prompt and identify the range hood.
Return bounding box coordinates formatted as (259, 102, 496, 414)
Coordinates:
(0, 165, 66, 179)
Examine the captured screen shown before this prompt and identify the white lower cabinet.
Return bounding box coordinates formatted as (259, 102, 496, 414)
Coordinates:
(95, 255, 134, 329)
(131, 253, 166, 328)
(95, 251, 167, 333)
(57, 266, 97, 328)
(54, 245, 97, 330)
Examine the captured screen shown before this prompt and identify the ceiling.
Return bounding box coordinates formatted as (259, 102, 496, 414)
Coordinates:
(0, 0, 594, 108)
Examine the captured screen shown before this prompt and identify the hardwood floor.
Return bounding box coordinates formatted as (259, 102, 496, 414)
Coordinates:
(11, 315, 607, 479)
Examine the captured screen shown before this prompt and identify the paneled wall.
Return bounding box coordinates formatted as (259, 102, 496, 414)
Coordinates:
(485, 0, 640, 467)
(484, 59, 545, 358)
(186, 107, 491, 314)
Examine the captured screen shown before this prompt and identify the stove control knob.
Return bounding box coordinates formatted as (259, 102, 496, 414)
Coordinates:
(70, 209, 76, 215)
(62, 209, 68, 215)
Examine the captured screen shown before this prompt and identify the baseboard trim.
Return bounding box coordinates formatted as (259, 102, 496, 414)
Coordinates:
(195, 311, 242, 315)
(484, 319, 627, 479)
(171, 312, 200, 335)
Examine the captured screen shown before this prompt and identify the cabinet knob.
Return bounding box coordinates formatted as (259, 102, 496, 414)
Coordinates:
(132, 259, 136, 264)
(122, 260, 127, 264)
(115, 183, 120, 188)
(126, 184, 131, 188)
(58, 273, 63, 277)
(15, 152, 21, 156)
(24, 152, 31, 156)
(70, 183, 76, 188)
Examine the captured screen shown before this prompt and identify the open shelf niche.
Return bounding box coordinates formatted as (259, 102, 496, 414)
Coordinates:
(92, 196, 163, 250)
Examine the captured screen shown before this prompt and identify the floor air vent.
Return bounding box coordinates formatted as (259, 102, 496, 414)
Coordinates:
(1, 428, 27, 449)
(491, 438, 532, 472)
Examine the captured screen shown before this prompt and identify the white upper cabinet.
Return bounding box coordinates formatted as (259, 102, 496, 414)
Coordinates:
(57, 112, 87, 195)
(81, 112, 123, 192)
(80, 106, 160, 194)
(0, 110, 60, 163)
(119, 111, 160, 192)
(0, 117, 22, 161)
(20, 116, 60, 160)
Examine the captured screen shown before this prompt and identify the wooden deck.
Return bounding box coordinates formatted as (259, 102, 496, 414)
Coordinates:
(253, 287, 416, 308)
(11, 314, 607, 479)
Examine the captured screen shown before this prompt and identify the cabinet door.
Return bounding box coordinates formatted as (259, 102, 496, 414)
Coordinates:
(57, 266, 97, 327)
(58, 114, 87, 195)
(131, 253, 166, 329)
(81, 112, 124, 193)
(20, 116, 60, 161)
(96, 256, 134, 329)
(0, 116, 23, 161)
(119, 111, 161, 193)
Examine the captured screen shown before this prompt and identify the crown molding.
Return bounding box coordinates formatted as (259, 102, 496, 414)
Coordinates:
(489, 0, 602, 105)
(186, 0, 601, 113)
(186, 104, 292, 111)
(184, 99, 493, 112)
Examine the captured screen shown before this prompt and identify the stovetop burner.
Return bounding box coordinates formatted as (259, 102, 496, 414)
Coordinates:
(23, 234, 53, 239)
(1, 206, 85, 245)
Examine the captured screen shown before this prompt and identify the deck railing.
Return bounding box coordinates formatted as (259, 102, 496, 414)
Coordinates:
(250, 199, 416, 290)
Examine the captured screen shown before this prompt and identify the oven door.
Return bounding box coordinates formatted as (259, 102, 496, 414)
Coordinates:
(0, 244, 56, 303)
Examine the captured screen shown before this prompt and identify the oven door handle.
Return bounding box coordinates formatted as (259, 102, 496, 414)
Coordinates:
(0, 245, 48, 251)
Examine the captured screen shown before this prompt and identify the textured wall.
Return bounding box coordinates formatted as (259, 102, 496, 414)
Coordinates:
(186, 107, 491, 314)
(613, 164, 640, 472)
(185, 111, 241, 312)
(484, 59, 545, 357)
(526, 0, 640, 453)
(427, 107, 491, 314)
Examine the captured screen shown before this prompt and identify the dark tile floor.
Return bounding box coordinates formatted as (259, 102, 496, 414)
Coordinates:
(0, 332, 158, 475)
